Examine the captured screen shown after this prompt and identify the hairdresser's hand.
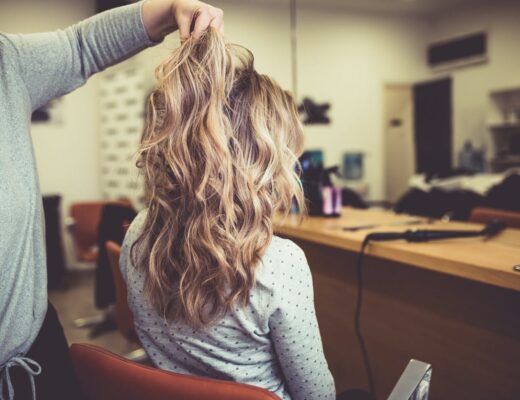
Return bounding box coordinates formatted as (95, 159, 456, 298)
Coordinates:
(143, 0, 224, 42)
(173, 0, 224, 41)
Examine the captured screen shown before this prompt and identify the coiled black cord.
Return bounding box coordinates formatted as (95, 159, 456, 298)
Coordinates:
(354, 236, 375, 398)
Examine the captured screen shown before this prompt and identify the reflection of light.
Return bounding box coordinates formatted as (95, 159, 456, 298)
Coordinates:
(302, 160, 310, 170)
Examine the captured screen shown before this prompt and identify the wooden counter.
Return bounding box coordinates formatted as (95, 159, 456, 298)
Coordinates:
(275, 208, 520, 291)
(274, 208, 520, 400)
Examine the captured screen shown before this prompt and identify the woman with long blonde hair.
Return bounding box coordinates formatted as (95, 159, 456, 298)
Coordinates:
(120, 28, 335, 400)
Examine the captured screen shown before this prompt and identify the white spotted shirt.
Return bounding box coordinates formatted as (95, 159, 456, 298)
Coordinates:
(120, 211, 336, 400)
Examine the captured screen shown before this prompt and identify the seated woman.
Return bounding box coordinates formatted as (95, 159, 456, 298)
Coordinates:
(120, 28, 335, 400)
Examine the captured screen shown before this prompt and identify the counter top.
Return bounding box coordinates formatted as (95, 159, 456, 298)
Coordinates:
(274, 208, 520, 291)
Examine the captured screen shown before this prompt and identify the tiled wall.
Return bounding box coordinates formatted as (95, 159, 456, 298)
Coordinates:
(99, 64, 146, 209)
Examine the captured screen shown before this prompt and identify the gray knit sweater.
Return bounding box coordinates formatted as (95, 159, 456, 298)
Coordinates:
(0, 2, 154, 394)
(121, 211, 336, 400)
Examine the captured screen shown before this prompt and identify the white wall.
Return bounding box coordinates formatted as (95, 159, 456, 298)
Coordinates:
(133, 0, 293, 94)
(429, 0, 520, 165)
(213, 0, 293, 90)
(296, 5, 431, 199)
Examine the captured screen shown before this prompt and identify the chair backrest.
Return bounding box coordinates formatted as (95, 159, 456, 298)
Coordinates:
(69, 199, 132, 262)
(469, 206, 520, 229)
(70, 201, 107, 261)
(70, 343, 281, 400)
(106, 241, 135, 340)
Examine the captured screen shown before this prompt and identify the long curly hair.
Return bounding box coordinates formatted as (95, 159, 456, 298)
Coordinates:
(132, 28, 305, 328)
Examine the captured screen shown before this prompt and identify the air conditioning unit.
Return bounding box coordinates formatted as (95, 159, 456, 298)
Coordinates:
(427, 32, 488, 71)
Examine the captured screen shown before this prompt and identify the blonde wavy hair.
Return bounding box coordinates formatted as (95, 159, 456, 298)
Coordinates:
(132, 28, 305, 328)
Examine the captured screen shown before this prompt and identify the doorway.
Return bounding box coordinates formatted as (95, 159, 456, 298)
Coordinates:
(383, 84, 415, 203)
(413, 77, 452, 176)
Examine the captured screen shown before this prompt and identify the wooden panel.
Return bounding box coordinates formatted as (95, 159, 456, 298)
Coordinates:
(289, 238, 520, 400)
(274, 208, 520, 291)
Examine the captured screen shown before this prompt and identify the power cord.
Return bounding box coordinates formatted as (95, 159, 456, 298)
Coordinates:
(354, 237, 375, 397)
(353, 219, 506, 398)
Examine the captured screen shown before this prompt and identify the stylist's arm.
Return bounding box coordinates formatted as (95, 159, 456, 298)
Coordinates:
(6, 0, 224, 112)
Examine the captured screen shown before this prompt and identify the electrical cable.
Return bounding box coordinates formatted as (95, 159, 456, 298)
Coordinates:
(354, 236, 375, 398)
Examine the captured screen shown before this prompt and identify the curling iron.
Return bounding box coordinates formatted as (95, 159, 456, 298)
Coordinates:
(363, 219, 507, 243)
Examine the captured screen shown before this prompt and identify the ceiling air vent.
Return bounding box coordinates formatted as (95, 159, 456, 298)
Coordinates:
(427, 32, 487, 70)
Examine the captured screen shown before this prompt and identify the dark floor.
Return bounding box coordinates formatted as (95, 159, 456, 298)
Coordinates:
(49, 269, 140, 356)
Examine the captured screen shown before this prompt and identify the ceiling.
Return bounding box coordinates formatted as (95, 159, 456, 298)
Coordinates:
(318, 0, 495, 16)
(246, 0, 498, 17)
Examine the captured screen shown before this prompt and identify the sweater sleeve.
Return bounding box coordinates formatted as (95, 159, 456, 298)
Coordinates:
(3, 1, 156, 111)
(268, 242, 336, 400)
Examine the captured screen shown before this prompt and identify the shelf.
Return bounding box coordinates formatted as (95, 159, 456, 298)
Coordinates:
(489, 157, 520, 172)
(490, 87, 520, 97)
(491, 156, 520, 164)
(489, 123, 520, 132)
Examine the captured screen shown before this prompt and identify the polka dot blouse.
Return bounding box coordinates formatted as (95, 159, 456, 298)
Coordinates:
(120, 211, 336, 400)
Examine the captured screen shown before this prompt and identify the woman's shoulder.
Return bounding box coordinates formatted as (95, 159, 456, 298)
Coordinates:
(256, 236, 314, 318)
(265, 235, 305, 260)
(259, 235, 311, 284)
(120, 209, 148, 274)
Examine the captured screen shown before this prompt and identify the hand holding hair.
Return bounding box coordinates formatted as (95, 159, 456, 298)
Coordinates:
(142, 0, 224, 42)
